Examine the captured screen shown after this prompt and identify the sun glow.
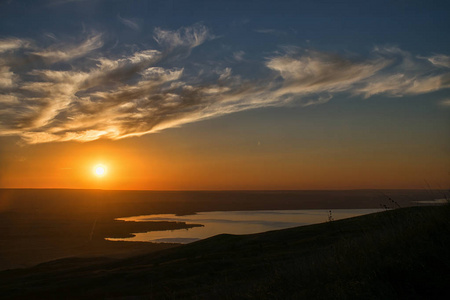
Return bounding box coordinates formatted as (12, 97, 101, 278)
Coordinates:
(93, 164, 107, 177)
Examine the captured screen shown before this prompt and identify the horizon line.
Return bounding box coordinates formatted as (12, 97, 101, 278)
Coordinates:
(0, 187, 447, 192)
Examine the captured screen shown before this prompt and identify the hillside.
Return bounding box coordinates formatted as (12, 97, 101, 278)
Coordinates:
(1, 188, 434, 270)
(0, 205, 449, 299)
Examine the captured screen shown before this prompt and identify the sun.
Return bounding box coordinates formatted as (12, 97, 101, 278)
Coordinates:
(93, 164, 107, 177)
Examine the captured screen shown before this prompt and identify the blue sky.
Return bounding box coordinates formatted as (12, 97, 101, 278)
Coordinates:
(2, 1, 449, 52)
(0, 0, 448, 189)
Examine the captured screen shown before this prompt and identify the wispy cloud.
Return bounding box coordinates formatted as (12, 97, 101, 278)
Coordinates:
(32, 33, 103, 63)
(117, 14, 140, 31)
(0, 66, 17, 88)
(426, 54, 450, 68)
(0, 38, 31, 53)
(353, 48, 450, 98)
(255, 29, 288, 36)
(0, 26, 449, 144)
(439, 99, 450, 107)
(266, 50, 388, 97)
(233, 50, 245, 61)
(154, 24, 213, 50)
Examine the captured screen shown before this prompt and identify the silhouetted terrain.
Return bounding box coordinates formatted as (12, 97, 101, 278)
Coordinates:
(1, 189, 435, 217)
(0, 189, 442, 270)
(0, 205, 449, 299)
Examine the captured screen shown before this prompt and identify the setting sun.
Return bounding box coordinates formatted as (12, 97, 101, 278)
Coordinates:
(0, 1, 449, 298)
(94, 164, 107, 177)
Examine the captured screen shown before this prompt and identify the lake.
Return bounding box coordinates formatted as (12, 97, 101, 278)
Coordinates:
(106, 209, 383, 243)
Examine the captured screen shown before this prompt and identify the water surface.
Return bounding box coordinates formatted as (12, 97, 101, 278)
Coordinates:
(106, 209, 382, 244)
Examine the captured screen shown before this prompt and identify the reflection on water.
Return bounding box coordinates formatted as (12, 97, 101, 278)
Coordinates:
(106, 209, 382, 244)
(414, 199, 448, 204)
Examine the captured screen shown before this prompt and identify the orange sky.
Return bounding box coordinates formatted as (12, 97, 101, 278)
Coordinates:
(1, 102, 448, 190)
(0, 1, 449, 190)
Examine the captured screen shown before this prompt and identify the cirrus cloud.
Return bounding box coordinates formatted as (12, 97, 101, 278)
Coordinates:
(0, 25, 449, 144)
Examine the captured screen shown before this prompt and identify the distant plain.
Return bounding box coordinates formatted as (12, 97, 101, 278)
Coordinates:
(0, 188, 440, 270)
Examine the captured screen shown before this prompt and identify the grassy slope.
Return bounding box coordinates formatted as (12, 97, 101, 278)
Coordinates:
(2, 188, 435, 270)
(1, 205, 449, 299)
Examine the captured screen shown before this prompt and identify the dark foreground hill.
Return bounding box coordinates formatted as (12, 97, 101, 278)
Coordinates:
(2, 188, 436, 270)
(1, 205, 449, 299)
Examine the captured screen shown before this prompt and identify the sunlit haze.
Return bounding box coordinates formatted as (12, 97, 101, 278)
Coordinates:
(0, 0, 448, 190)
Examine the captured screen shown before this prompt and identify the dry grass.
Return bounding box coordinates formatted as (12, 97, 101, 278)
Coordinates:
(1, 204, 449, 299)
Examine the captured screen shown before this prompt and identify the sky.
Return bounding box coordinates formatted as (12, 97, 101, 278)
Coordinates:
(0, 0, 449, 190)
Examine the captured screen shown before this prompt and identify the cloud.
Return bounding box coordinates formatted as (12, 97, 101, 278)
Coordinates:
(355, 73, 450, 98)
(117, 15, 140, 31)
(32, 33, 103, 63)
(0, 66, 17, 88)
(353, 48, 450, 98)
(266, 50, 389, 97)
(218, 68, 232, 80)
(426, 54, 450, 68)
(233, 51, 245, 61)
(255, 29, 288, 36)
(154, 24, 213, 50)
(0, 26, 449, 144)
(0, 38, 30, 53)
(439, 99, 450, 107)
